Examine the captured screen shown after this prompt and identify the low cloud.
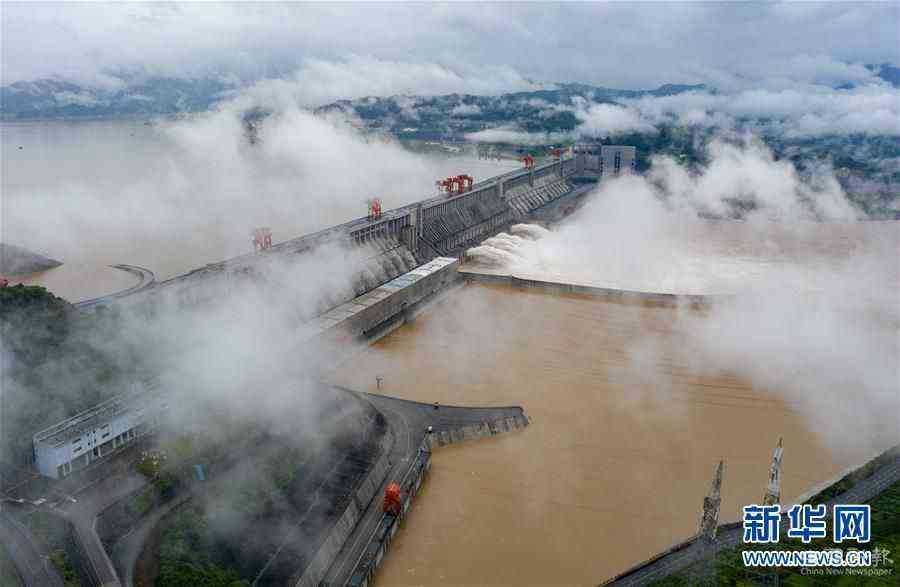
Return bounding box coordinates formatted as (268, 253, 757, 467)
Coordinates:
(465, 126, 570, 145)
(573, 101, 657, 138)
(626, 84, 900, 138)
(211, 56, 543, 109)
(4, 4, 897, 92)
(451, 103, 482, 116)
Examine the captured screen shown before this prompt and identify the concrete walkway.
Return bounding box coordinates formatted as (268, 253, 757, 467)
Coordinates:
(603, 452, 900, 586)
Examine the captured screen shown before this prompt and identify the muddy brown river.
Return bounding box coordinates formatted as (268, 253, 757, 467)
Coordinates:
(330, 282, 892, 586)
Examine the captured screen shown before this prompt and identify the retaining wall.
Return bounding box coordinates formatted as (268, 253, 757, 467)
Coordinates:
(426, 413, 529, 450)
(343, 442, 432, 587)
(295, 431, 394, 587)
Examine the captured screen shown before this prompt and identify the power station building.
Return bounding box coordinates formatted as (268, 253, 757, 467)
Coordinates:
(575, 145, 637, 177)
(32, 385, 166, 479)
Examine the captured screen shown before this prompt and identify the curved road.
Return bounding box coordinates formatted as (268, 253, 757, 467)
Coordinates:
(75, 264, 156, 309)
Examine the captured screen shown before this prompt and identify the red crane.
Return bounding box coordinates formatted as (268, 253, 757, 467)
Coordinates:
(368, 198, 383, 220)
(383, 482, 402, 516)
(437, 175, 473, 196)
(522, 154, 535, 168)
(252, 228, 273, 251)
(443, 177, 456, 193)
(456, 174, 474, 191)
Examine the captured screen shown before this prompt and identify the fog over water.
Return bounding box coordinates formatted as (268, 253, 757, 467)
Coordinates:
(2, 118, 517, 301)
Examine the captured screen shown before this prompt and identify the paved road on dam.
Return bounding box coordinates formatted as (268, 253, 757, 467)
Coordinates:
(320, 388, 527, 586)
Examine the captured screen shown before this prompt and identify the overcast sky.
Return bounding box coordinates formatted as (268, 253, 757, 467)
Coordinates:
(2, 2, 898, 93)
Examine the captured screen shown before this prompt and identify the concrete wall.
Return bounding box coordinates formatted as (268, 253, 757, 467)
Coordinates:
(419, 184, 513, 255)
(342, 442, 432, 587)
(295, 432, 395, 587)
(460, 271, 728, 307)
(425, 413, 529, 450)
(310, 257, 460, 352)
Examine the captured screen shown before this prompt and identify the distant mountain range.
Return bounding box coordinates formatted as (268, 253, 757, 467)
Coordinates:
(313, 82, 708, 141)
(2, 63, 896, 123)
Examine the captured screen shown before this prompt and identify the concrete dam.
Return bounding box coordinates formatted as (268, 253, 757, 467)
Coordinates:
(101, 156, 577, 314)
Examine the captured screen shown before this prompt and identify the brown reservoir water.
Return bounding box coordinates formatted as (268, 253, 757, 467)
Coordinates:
(329, 283, 891, 586)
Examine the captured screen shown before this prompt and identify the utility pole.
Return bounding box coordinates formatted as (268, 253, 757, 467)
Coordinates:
(699, 460, 725, 585)
(699, 459, 725, 542)
(763, 438, 784, 506)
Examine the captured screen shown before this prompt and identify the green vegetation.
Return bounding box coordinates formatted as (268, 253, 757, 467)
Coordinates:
(156, 505, 248, 587)
(22, 511, 79, 587)
(0, 284, 139, 464)
(128, 485, 161, 517)
(47, 549, 79, 587)
(0, 542, 24, 587)
(651, 478, 900, 586)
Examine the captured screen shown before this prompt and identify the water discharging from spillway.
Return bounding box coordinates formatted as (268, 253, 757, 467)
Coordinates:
(328, 283, 892, 586)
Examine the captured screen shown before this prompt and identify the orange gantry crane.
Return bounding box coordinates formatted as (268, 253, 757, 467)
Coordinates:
(368, 198, 383, 220)
(436, 174, 475, 196)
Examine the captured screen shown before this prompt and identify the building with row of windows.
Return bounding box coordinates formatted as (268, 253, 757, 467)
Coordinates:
(32, 383, 166, 479)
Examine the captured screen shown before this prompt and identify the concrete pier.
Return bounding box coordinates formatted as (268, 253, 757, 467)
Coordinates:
(459, 270, 729, 307)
